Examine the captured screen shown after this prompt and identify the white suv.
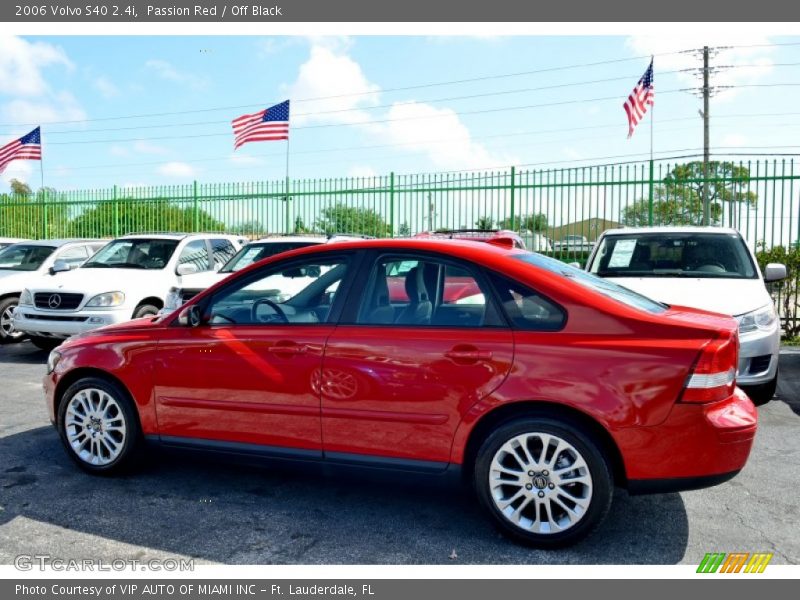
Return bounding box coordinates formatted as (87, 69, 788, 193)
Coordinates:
(0, 239, 107, 344)
(163, 234, 369, 313)
(14, 233, 242, 349)
(585, 226, 786, 405)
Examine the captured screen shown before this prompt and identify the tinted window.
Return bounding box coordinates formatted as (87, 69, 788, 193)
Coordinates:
(55, 245, 89, 268)
(220, 242, 320, 273)
(588, 233, 757, 279)
(489, 273, 566, 331)
(514, 252, 667, 314)
(357, 257, 497, 328)
(83, 239, 179, 270)
(0, 245, 56, 271)
(210, 239, 237, 269)
(207, 257, 349, 325)
(178, 240, 210, 271)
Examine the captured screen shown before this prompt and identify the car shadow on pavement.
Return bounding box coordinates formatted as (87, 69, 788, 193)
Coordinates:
(0, 341, 50, 365)
(0, 425, 689, 565)
(776, 353, 800, 417)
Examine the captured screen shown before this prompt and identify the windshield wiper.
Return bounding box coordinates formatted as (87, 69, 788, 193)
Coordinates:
(82, 263, 111, 268)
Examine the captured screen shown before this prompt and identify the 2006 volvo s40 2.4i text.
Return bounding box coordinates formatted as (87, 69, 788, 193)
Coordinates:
(44, 238, 758, 547)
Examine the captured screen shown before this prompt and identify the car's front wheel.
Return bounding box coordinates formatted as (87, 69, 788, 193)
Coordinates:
(57, 376, 143, 475)
(0, 297, 25, 344)
(474, 417, 613, 547)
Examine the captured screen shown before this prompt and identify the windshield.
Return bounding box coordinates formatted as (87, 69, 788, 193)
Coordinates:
(514, 252, 667, 314)
(220, 242, 320, 273)
(83, 239, 179, 270)
(588, 233, 757, 279)
(0, 244, 56, 271)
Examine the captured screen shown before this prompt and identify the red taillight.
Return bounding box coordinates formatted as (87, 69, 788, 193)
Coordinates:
(681, 334, 739, 403)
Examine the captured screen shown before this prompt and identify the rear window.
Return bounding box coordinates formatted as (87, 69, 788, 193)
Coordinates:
(220, 241, 320, 273)
(588, 232, 757, 279)
(513, 252, 667, 314)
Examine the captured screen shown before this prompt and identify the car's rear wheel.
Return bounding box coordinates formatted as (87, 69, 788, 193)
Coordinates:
(57, 376, 142, 475)
(30, 336, 61, 352)
(132, 303, 160, 319)
(742, 371, 778, 406)
(0, 297, 25, 344)
(474, 417, 613, 547)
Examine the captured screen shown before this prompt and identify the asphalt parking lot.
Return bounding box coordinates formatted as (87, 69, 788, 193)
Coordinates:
(0, 341, 798, 566)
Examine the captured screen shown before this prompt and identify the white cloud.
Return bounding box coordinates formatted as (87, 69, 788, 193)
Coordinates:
(145, 59, 209, 90)
(229, 153, 265, 167)
(0, 161, 34, 188)
(0, 35, 73, 97)
(380, 101, 516, 171)
(625, 35, 775, 102)
(721, 133, 748, 148)
(347, 165, 378, 178)
(283, 39, 512, 172)
(1, 91, 86, 126)
(157, 161, 196, 178)
(283, 42, 380, 126)
(133, 140, 168, 155)
(93, 76, 119, 99)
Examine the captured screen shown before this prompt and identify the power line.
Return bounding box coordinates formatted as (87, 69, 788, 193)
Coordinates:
(0, 49, 697, 129)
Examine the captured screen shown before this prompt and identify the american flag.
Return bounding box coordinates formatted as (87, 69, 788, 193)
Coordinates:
(232, 100, 290, 150)
(0, 127, 42, 175)
(623, 59, 654, 139)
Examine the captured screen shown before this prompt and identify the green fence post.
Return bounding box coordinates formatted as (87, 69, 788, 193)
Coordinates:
(509, 166, 516, 231)
(192, 180, 199, 232)
(41, 188, 48, 239)
(113, 185, 119, 237)
(285, 176, 291, 234)
(648, 159, 654, 226)
(389, 171, 395, 237)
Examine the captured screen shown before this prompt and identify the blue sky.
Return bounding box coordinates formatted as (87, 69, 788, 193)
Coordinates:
(1, 34, 799, 191)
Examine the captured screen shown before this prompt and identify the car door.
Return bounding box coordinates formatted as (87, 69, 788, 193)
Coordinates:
(152, 251, 357, 455)
(320, 251, 514, 468)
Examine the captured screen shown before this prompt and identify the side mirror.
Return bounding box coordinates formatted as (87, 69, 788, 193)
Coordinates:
(177, 263, 199, 276)
(49, 260, 71, 275)
(178, 304, 204, 327)
(764, 263, 788, 282)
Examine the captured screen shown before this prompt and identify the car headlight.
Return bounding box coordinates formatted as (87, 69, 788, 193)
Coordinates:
(164, 287, 183, 311)
(19, 289, 32, 305)
(85, 291, 125, 308)
(737, 304, 778, 334)
(47, 349, 62, 374)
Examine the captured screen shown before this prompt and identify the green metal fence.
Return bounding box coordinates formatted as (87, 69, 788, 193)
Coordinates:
(2, 159, 799, 252)
(3, 157, 800, 332)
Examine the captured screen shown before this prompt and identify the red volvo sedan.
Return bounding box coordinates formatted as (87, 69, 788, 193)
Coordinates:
(43, 238, 758, 547)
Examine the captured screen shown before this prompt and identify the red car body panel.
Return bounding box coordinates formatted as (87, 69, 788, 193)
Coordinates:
(44, 238, 758, 488)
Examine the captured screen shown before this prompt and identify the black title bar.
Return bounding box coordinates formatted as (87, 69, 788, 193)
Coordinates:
(3, 0, 800, 22)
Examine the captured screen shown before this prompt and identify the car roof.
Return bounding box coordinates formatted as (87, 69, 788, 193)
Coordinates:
(3, 238, 103, 248)
(266, 237, 521, 260)
(600, 226, 741, 236)
(119, 232, 241, 241)
(251, 235, 328, 244)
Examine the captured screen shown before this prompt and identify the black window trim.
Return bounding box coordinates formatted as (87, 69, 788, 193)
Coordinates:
(338, 249, 509, 329)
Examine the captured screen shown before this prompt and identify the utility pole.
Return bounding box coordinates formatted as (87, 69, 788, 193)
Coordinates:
(702, 45, 710, 226)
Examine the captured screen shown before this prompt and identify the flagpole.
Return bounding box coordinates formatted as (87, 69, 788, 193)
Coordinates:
(648, 56, 655, 227)
(284, 135, 291, 234)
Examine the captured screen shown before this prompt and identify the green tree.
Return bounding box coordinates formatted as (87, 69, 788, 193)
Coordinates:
(315, 203, 391, 237)
(475, 216, 494, 230)
(622, 161, 757, 227)
(10, 179, 32, 197)
(397, 222, 411, 237)
(67, 199, 226, 238)
(499, 213, 548, 232)
(755, 243, 800, 338)
(293, 215, 310, 234)
(0, 180, 68, 238)
(229, 220, 266, 237)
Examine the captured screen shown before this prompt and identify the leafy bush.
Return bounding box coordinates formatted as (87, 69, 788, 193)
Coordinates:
(755, 243, 800, 337)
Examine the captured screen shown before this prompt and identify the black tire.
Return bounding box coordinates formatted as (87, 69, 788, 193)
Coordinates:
(0, 296, 25, 344)
(132, 303, 160, 319)
(741, 371, 778, 407)
(57, 376, 143, 475)
(30, 336, 62, 352)
(473, 416, 613, 548)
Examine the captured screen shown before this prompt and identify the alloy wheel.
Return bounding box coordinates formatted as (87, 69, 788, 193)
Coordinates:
(64, 388, 127, 466)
